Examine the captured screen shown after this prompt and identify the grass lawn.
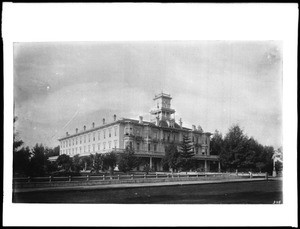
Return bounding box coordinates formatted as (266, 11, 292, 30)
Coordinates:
(12, 180, 282, 204)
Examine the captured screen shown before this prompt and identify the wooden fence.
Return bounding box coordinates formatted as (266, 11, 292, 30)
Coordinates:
(13, 172, 269, 184)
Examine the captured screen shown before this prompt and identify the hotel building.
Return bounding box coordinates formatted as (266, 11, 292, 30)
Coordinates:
(58, 93, 220, 172)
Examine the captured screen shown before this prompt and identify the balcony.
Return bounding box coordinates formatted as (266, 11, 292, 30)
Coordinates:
(134, 150, 165, 158)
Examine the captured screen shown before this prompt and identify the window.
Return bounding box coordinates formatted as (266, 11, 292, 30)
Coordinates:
(88, 145, 90, 152)
(148, 143, 151, 151)
(114, 126, 117, 136)
(93, 144, 95, 152)
(103, 142, 106, 149)
(98, 131, 100, 140)
(109, 128, 112, 138)
(84, 146, 86, 152)
(104, 130, 106, 139)
(84, 135, 86, 143)
(93, 133, 95, 141)
(108, 141, 111, 149)
(76, 137, 78, 145)
(88, 134, 91, 142)
(137, 143, 140, 151)
(98, 143, 100, 151)
(114, 140, 117, 149)
(154, 144, 157, 152)
(79, 147, 81, 153)
(80, 137, 82, 144)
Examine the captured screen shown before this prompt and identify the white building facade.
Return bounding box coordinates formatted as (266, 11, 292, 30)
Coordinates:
(58, 93, 220, 172)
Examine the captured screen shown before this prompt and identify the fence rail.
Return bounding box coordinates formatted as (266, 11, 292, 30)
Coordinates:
(13, 172, 268, 184)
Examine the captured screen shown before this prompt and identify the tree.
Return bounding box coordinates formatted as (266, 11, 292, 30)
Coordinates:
(27, 143, 48, 176)
(45, 146, 60, 158)
(117, 146, 140, 173)
(210, 130, 224, 156)
(13, 116, 31, 176)
(72, 154, 83, 173)
(90, 153, 104, 173)
(45, 160, 59, 174)
(80, 156, 93, 171)
(13, 116, 24, 153)
(274, 147, 283, 174)
(179, 135, 195, 171)
(162, 142, 181, 172)
(13, 146, 31, 176)
(56, 154, 73, 172)
(103, 152, 118, 175)
(221, 124, 249, 172)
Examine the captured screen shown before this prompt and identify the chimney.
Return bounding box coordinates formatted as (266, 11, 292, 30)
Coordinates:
(179, 118, 182, 128)
(139, 116, 143, 124)
(197, 125, 203, 132)
(166, 119, 170, 127)
(92, 122, 95, 128)
(66, 132, 69, 136)
(156, 116, 159, 126)
(192, 125, 196, 131)
(113, 114, 117, 121)
(83, 125, 86, 131)
(75, 128, 78, 134)
(103, 118, 105, 125)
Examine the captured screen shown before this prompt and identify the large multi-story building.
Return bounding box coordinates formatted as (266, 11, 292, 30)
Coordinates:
(58, 93, 220, 172)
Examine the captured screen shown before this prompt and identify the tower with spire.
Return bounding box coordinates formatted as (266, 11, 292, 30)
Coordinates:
(150, 93, 175, 123)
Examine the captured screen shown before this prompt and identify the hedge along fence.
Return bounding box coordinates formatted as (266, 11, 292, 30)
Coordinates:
(13, 172, 269, 189)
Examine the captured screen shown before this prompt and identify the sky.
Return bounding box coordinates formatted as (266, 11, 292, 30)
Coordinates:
(13, 41, 282, 149)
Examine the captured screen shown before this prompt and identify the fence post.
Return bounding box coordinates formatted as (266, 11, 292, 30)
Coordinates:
(117, 175, 120, 180)
(249, 172, 253, 179)
(196, 173, 199, 178)
(87, 175, 89, 181)
(265, 172, 268, 181)
(103, 175, 105, 180)
(131, 174, 134, 180)
(27, 176, 30, 183)
(167, 174, 169, 178)
(144, 173, 146, 179)
(156, 173, 158, 179)
(49, 176, 52, 183)
(68, 176, 71, 182)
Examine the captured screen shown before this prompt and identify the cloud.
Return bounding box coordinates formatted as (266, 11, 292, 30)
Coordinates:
(13, 41, 283, 149)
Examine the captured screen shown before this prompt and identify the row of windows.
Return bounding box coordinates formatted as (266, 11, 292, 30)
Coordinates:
(133, 142, 207, 154)
(62, 140, 118, 155)
(131, 142, 157, 152)
(61, 126, 118, 148)
(192, 136, 209, 144)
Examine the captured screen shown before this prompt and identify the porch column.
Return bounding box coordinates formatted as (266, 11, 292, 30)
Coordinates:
(150, 157, 153, 170)
(204, 160, 208, 172)
(218, 161, 221, 172)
